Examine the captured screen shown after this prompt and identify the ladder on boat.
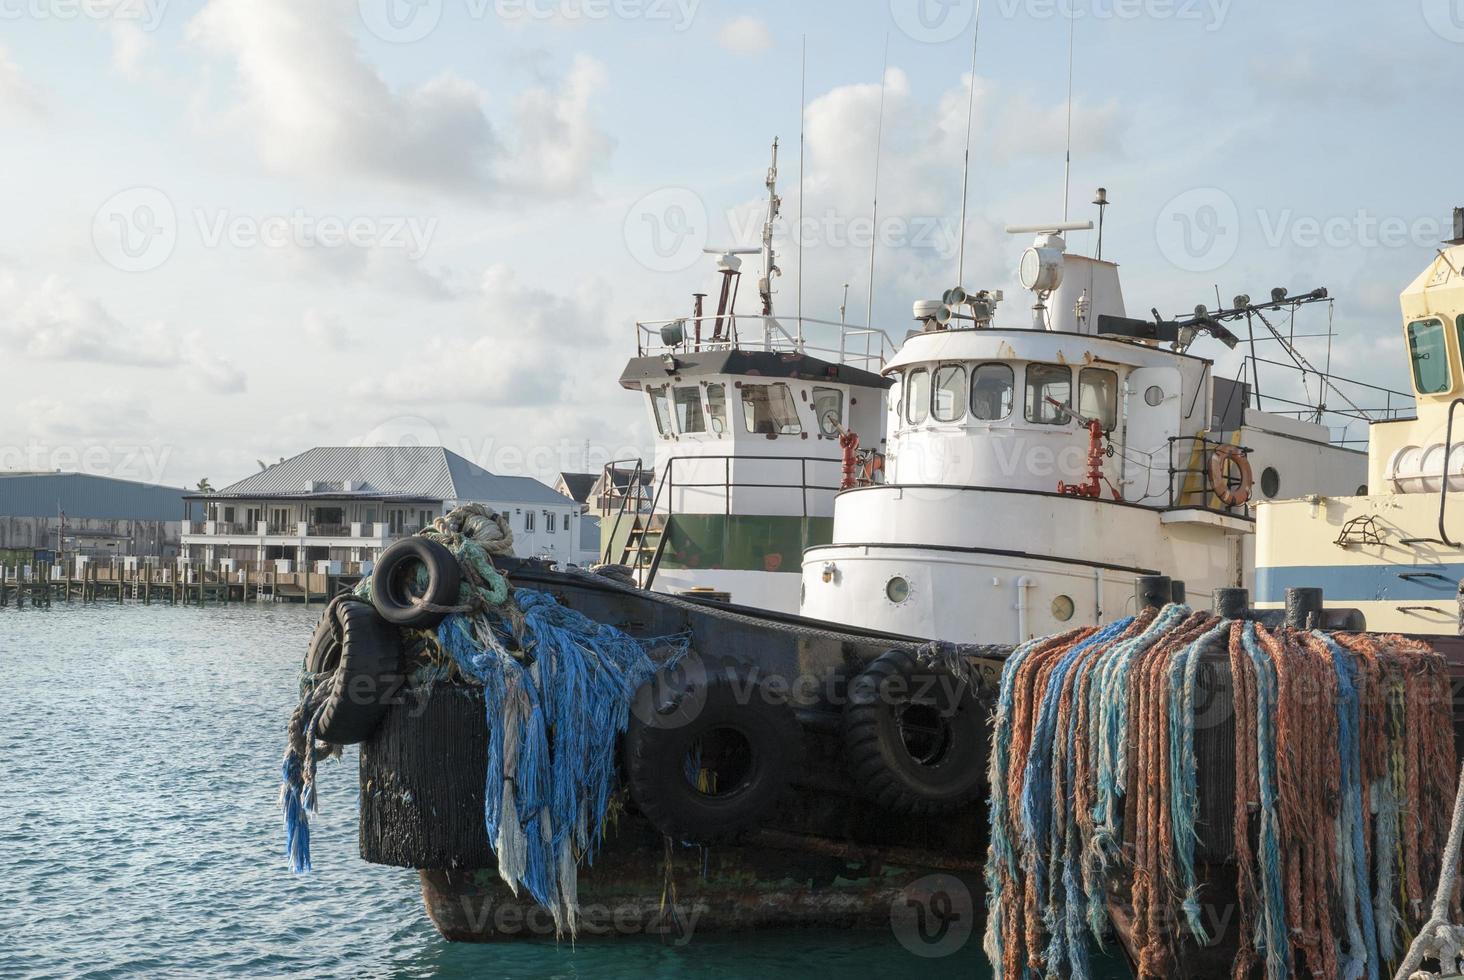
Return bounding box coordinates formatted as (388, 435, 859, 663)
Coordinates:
(617, 512, 670, 590)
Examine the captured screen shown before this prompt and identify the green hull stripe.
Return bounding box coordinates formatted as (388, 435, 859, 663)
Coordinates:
(603, 514, 832, 574)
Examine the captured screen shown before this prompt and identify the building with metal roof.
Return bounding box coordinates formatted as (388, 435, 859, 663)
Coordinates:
(183, 446, 584, 568)
(0, 471, 188, 560)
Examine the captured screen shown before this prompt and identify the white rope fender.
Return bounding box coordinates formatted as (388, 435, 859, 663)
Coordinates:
(1395, 758, 1464, 980)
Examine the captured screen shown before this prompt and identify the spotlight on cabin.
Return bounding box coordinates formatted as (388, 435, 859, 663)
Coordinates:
(660, 319, 686, 348)
(1233, 294, 1251, 309)
(1270, 287, 1288, 305)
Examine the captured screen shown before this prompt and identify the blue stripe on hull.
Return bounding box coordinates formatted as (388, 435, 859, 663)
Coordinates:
(1255, 563, 1464, 603)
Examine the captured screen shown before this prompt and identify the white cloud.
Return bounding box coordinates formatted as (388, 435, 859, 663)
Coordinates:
(186, 0, 612, 199)
(0, 44, 44, 120)
(302, 309, 352, 350)
(362, 265, 613, 408)
(110, 22, 151, 81)
(0, 273, 246, 394)
(718, 16, 773, 55)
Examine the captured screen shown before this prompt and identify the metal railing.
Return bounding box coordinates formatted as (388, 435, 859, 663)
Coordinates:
(1166, 435, 1254, 516)
(634, 314, 898, 374)
(599, 454, 844, 586)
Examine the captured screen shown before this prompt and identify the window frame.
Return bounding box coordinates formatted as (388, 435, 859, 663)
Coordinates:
(1407, 318, 1451, 395)
(672, 385, 707, 434)
(906, 368, 931, 425)
(740, 382, 803, 436)
(812, 386, 844, 437)
(706, 383, 728, 435)
(648, 385, 674, 437)
(969, 362, 1015, 421)
(932, 364, 968, 423)
(1078, 366, 1119, 432)
(1024, 363, 1073, 426)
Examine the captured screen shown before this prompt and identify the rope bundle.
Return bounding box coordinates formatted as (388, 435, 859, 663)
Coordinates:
(280, 504, 691, 939)
(984, 607, 1457, 980)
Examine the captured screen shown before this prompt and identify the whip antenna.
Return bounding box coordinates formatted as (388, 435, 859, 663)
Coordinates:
(866, 34, 889, 330)
(956, 3, 982, 286)
(797, 35, 806, 347)
(1061, 9, 1075, 221)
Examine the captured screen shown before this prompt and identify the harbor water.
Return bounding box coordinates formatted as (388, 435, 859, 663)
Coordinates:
(0, 603, 1127, 978)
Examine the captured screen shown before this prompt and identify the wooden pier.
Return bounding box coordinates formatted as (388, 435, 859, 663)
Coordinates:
(0, 560, 361, 609)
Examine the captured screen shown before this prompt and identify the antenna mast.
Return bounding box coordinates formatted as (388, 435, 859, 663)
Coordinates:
(797, 36, 806, 349)
(866, 35, 889, 330)
(1061, 10, 1075, 221)
(760, 137, 782, 347)
(956, 3, 982, 286)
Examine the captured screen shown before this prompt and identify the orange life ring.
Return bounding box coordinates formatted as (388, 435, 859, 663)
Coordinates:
(1208, 444, 1253, 507)
(860, 452, 885, 485)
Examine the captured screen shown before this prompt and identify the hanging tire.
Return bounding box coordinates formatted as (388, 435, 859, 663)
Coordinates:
(623, 668, 802, 844)
(370, 537, 463, 629)
(842, 648, 987, 814)
(312, 597, 404, 746)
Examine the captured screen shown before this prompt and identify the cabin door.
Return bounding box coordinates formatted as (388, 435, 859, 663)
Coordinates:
(1121, 366, 1183, 505)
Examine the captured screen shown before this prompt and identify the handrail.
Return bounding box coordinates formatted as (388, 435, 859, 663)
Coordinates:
(634, 313, 898, 372)
(1437, 397, 1464, 548)
(1167, 434, 1254, 516)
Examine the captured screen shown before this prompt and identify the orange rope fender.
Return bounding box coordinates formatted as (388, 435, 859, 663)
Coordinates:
(1208, 444, 1253, 507)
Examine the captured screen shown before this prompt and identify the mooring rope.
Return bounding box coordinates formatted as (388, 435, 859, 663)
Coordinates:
(279, 503, 691, 939)
(985, 610, 1457, 980)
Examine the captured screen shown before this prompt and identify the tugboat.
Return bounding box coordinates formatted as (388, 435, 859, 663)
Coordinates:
(601, 139, 894, 614)
(1254, 206, 1464, 634)
(801, 204, 1393, 641)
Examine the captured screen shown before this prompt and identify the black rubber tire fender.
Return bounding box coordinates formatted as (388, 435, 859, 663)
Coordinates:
(842, 648, 987, 814)
(313, 597, 404, 746)
(623, 669, 802, 844)
(304, 592, 357, 677)
(370, 537, 463, 629)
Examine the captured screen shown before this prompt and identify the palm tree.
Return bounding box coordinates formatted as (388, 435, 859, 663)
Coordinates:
(196, 478, 215, 493)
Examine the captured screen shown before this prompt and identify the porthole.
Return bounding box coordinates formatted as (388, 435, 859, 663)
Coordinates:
(1051, 595, 1075, 622)
(1356, 484, 1368, 496)
(1144, 385, 1165, 407)
(1260, 466, 1281, 499)
(885, 576, 911, 604)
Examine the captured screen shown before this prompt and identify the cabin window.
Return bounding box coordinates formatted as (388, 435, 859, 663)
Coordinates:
(525, 511, 535, 532)
(1025, 364, 1072, 425)
(907, 368, 931, 424)
(741, 382, 802, 435)
(933, 365, 967, 422)
(1078, 367, 1119, 431)
(1407, 318, 1450, 394)
(970, 364, 1014, 420)
(706, 383, 728, 434)
(547, 512, 557, 533)
(648, 386, 673, 437)
(673, 386, 706, 433)
(812, 387, 844, 437)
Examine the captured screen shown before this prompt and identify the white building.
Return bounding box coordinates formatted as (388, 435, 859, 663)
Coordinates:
(182, 446, 583, 568)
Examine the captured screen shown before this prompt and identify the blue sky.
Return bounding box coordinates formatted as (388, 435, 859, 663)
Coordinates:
(0, 0, 1458, 487)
